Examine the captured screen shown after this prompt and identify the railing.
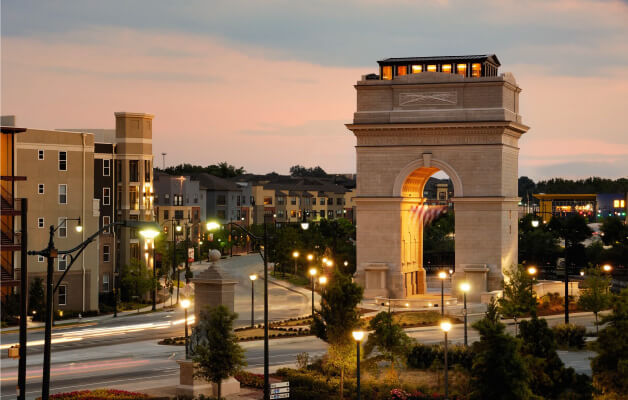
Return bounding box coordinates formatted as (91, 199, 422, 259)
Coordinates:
(424, 264, 455, 274)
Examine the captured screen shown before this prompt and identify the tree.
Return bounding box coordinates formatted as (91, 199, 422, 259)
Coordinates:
(363, 311, 412, 380)
(600, 216, 628, 246)
(163, 162, 245, 178)
(498, 264, 537, 335)
(28, 277, 46, 320)
(193, 305, 246, 399)
(469, 314, 532, 400)
(591, 289, 628, 397)
(289, 165, 328, 177)
(120, 259, 153, 302)
(423, 212, 455, 266)
(518, 214, 561, 267)
(551, 215, 593, 272)
(518, 176, 536, 201)
(519, 314, 592, 399)
(578, 268, 611, 335)
(311, 270, 363, 399)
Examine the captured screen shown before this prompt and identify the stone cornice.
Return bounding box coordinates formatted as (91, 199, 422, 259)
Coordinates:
(346, 121, 529, 135)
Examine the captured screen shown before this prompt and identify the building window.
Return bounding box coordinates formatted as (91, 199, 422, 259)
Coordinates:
(397, 65, 407, 76)
(38, 149, 44, 160)
(382, 66, 392, 80)
(427, 65, 437, 72)
(291, 197, 297, 205)
(277, 196, 285, 205)
(130, 243, 140, 261)
(59, 151, 67, 171)
(320, 198, 325, 206)
(103, 274, 110, 292)
(174, 210, 184, 220)
(319, 210, 324, 218)
(327, 197, 333, 205)
(103, 187, 111, 206)
(263, 197, 272, 205)
(103, 159, 111, 176)
(236, 195, 241, 206)
(277, 210, 284, 218)
(164, 210, 169, 220)
(217, 195, 226, 206)
(129, 186, 139, 210)
(58, 217, 67, 238)
(144, 160, 151, 182)
(59, 184, 67, 204)
(116, 186, 122, 209)
(103, 216, 110, 233)
(441, 64, 452, 74)
(217, 210, 226, 219)
(58, 285, 67, 305)
(38, 217, 45, 228)
(250, 196, 254, 205)
(412, 65, 422, 74)
(58, 254, 67, 271)
(38, 255, 44, 262)
(336, 209, 343, 216)
(335, 198, 342, 205)
(471, 63, 481, 77)
(103, 245, 110, 262)
(327, 210, 334, 219)
(174, 195, 183, 206)
(290, 210, 297, 218)
(457, 64, 467, 76)
(129, 160, 139, 182)
(38, 184, 45, 194)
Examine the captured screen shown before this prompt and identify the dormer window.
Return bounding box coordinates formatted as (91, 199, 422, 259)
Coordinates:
(397, 66, 407, 76)
(382, 66, 393, 80)
(457, 64, 467, 76)
(441, 64, 452, 74)
(427, 65, 437, 72)
(412, 65, 422, 74)
(471, 63, 482, 77)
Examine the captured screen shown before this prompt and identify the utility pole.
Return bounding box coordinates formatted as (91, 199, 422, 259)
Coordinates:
(161, 153, 166, 169)
(18, 198, 28, 400)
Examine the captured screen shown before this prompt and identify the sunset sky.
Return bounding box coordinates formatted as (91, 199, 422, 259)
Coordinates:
(2, 0, 627, 180)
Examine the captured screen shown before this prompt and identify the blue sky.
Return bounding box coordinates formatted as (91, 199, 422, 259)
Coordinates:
(2, 0, 628, 180)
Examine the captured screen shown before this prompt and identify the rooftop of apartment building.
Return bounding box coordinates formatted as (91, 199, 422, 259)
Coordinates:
(230, 173, 355, 192)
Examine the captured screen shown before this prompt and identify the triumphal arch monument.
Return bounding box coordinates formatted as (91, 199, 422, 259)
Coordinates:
(347, 55, 529, 302)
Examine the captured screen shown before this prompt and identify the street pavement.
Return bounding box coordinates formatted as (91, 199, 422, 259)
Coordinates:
(0, 255, 599, 399)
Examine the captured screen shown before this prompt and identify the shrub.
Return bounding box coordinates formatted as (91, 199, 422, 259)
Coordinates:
(390, 389, 464, 400)
(552, 323, 586, 349)
(40, 389, 150, 399)
(407, 343, 473, 370)
(233, 371, 264, 388)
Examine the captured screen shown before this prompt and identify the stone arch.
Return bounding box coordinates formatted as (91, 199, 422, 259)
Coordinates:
(392, 155, 464, 198)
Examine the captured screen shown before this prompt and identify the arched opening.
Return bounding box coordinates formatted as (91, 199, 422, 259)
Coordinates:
(399, 166, 455, 297)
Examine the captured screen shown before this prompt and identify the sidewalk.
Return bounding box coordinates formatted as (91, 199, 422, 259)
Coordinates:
(0, 296, 173, 334)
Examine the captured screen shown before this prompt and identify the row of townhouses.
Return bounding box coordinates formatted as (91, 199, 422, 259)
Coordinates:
(1, 112, 358, 313)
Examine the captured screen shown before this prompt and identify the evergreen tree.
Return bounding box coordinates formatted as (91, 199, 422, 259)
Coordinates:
(591, 289, 628, 397)
(311, 270, 363, 399)
(363, 311, 412, 380)
(469, 316, 532, 400)
(498, 264, 536, 335)
(120, 259, 153, 301)
(577, 268, 611, 335)
(28, 277, 46, 321)
(193, 305, 246, 399)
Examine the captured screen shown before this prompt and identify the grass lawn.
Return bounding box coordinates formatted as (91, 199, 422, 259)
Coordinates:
(363, 310, 462, 328)
(272, 317, 312, 327)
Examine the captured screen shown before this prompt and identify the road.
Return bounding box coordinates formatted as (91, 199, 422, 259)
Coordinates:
(0, 255, 598, 398)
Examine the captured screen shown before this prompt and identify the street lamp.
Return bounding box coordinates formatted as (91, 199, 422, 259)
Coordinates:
(352, 331, 365, 400)
(344, 261, 349, 267)
(602, 264, 612, 273)
(181, 299, 191, 359)
(326, 260, 333, 268)
(140, 228, 160, 311)
(527, 266, 537, 304)
(531, 220, 540, 228)
(249, 274, 257, 327)
(438, 271, 447, 316)
(309, 267, 318, 316)
(459, 282, 470, 347)
(319, 276, 328, 286)
(440, 321, 452, 400)
(292, 251, 300, 276)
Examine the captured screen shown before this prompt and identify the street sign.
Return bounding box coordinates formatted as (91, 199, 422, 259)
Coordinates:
(270, 382, 289, 399)
(188, 248, 194, 262)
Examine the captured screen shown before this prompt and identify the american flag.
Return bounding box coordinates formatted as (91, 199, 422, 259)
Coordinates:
(409, 201, 448, 227)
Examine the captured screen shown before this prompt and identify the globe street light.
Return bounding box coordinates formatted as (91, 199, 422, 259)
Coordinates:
(319, 276, 328, 286)
(180, 299, 191, 359)
(140, 228, 161, 311)
(326, 260, 333, 268)
(438, 271, 448, 317)
(531, 220, 540, 228)
(527, 266, 537, 302)
(459, 282, 470, 347)
(307, 254, 314, 262)
(440, 321, 452, 400)
(309, 267, 318, 316)
(602, 264, 612, 273)
(249, 274, 257, 327)
(352, 331, 365, 400)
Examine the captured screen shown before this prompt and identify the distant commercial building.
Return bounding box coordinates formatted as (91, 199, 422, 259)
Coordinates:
(534, 193, 627, 222)
(191, 173, 243, 224)
(153, 171, 201, 241)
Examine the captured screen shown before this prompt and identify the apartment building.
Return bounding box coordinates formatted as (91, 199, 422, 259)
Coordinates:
(191, 173, 243, 224)
(14, 128, 100, 312)
(154, 171, 201, 242)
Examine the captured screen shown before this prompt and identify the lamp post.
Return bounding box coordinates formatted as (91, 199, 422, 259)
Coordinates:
(309, 267, 318, 316)
(352, 331, 365, 400)
(438, 271, 447, 317)
(292, 251, 300, 276)
(602, 264, 612, 293)
(440, 321, 452, 400)
(28, 219, 159, 400)
(181, 299, 191, 359)
(527, 266, 537, 298)
(459, 282, 470, 347)
(140, 229, 160, 311)
(207, 217, 272, 400)
(175, 223, 182, 304)
(249, 274, 257, 327)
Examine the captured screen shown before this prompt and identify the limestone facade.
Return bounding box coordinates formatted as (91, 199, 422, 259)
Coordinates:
(347, 69, 529, 302)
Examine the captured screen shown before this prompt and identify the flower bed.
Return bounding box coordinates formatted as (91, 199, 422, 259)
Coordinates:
(391, 388, 464, 400)
(39, 389, 150, 399)
(234, 371, 265, 388)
